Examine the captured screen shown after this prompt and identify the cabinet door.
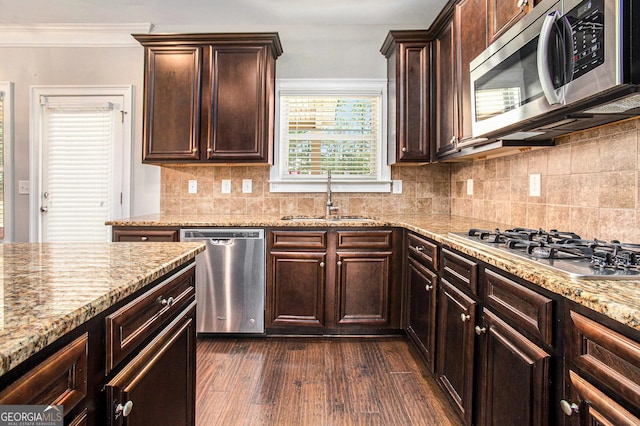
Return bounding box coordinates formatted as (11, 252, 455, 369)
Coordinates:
(487, 0, 533, 44)
(106, 302, 196, 426)
(436, 279, 477, 425)
(407, 257, 438, 372)
(397, 41, 430, 162)
(435, 20, 457, 156)
(334, 251, 392, 327)
(566, 370, 640, 426)
(477, 310, 550, 426)
(142, 46, 201, 162)
(206, 44, 271, 162)
(267, 251, 326, 331)
(455, 0, 487, 142)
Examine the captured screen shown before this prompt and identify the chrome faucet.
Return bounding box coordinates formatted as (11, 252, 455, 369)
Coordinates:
(326, 169, 339, 217)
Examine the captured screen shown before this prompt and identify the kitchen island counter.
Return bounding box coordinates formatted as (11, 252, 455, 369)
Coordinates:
(0, 241, 205, 377)
(108, 213, 640, 332)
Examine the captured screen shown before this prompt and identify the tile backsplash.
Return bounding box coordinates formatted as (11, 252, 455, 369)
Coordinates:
(160, 117, 640, 241)
(450, 117, 640, 241)
(160, 162, 452, 217)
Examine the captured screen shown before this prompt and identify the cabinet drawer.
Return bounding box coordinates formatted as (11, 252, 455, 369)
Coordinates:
(407, 232, 438, 271)
(113, 228, 179, 242)
(0, 333, 88, 415)
(105, 263, 195, 373)
(441, 248, 478, 294)
(569, 310, 640, 409)
(484, 269, 553, 345)
(336, 230, 393, 250)
(270, 230, 327, 250)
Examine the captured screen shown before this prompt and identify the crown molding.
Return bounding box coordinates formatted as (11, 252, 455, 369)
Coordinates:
(0, 23, 153, 47)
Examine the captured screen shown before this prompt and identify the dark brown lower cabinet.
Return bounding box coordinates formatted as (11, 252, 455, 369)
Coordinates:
(106, 301, 196, 425)
(407, 256, 438, 372)
(476, 309, 550, 426)
(436, 279, 477, 426)
(268, 251, 326, 331)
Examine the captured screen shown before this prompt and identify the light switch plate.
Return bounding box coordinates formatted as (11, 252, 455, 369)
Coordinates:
(221, 180, 232, 194)
(18, 180, 30, 195)
(242, 179, 252, 194)
(188, 180, 197, 194)
(529, 174, 541, 197)
(467, 179, 474, 196)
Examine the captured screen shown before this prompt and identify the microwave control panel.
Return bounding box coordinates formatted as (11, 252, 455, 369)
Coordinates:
(567, 0, 605, 80)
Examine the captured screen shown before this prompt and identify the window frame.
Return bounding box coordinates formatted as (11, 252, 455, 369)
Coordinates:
(270, 79, 391, 193)
(0, 82, 14, 242)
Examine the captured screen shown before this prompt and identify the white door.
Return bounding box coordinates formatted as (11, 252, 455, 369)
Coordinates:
(31, 88, 132, 242)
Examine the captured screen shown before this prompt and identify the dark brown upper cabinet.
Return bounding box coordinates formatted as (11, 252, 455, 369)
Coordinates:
(487, 0, 543, 45)
(133, 33, 283, 164)
(381, 31, 431, 164)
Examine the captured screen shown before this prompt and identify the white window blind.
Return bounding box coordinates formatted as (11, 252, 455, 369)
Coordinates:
(0, 91, 4, 240)
(281, 96, 380, 177)
(42, 103, 114, 242)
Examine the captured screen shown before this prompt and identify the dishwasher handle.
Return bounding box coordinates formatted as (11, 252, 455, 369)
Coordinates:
(209, 239, 233, 245)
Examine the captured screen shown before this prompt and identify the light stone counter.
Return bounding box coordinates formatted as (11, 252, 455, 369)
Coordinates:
(108, 213, 640, 332)
(0, 241, 205, 376)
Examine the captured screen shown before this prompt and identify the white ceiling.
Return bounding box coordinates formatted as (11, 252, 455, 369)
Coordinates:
(0, 0, 448, 31)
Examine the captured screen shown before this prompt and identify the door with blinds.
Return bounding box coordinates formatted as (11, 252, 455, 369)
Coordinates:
(38, 95, 125, 242)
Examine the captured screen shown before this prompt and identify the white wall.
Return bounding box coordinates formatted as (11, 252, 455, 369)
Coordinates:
(0, 24, 391, 241)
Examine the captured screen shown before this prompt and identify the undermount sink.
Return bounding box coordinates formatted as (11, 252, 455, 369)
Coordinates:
(280, 215, 378, 222)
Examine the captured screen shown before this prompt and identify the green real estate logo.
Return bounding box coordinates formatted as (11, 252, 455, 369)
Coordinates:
(0, 405, 63, 426)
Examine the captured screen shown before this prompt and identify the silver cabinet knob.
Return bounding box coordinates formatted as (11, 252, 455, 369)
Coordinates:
(115, 400, 134, 417)
(192, 148, 198, 154)
(40, 206, 48, 213)
(461, 313, 470, 322)
(560, 400, 579, 416)
(319, 261, 325, 268)
(517, 0, 528, 7)
(160, 296, 174, 307)
(475, 325, 487, 335)
(401, 147, 407, 152)
(415, 246, 424, 252)
(141, 236, 149, 241)
(337, 261, 342, 266)
(207, 148, 214, 153)
(425, 284, 433, 291)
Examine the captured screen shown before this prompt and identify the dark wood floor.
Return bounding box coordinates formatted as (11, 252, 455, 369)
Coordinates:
(196, 336, 462, 425)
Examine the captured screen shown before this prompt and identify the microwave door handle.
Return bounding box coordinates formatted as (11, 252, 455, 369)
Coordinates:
(537, 10, 563, 105)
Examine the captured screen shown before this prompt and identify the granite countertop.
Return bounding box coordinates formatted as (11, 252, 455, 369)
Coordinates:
(108, 213, 640, 332)
(0, 241, 205, 376)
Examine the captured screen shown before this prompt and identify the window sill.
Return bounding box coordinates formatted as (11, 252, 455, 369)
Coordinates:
(269, 180, 392, 193)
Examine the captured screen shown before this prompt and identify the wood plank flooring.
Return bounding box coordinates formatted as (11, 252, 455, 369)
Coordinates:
(196, 336, 462, 425)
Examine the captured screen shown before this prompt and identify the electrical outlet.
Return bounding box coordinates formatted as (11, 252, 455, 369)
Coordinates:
(221, 180, 232, 194)
(188, 180, 197, 194)
(392, 180, 403, 194)
(467, 179, 474, 196)
(529, 174, 541, 197)
(242, 179, 252, 194)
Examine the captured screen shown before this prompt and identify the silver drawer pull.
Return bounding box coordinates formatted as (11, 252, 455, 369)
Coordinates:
(159, 296, 174, 307)
(115, 400, 134, 417)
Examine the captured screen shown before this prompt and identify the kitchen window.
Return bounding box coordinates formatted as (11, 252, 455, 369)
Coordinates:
(270, 79, 390, 193)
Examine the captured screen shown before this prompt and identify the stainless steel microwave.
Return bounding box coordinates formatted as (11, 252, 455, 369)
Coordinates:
(469, 0, 640, 142)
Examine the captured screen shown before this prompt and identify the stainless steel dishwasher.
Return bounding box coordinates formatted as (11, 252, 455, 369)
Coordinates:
(181, 228, 265, 334)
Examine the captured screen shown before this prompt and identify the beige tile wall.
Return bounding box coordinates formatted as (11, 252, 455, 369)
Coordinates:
(160, 116, 640, 241)
(450, 117, 640, 241)
(160, 162, 452, 217)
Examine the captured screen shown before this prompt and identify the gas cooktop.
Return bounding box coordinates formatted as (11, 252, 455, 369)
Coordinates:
(450, 227, 640, 280)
